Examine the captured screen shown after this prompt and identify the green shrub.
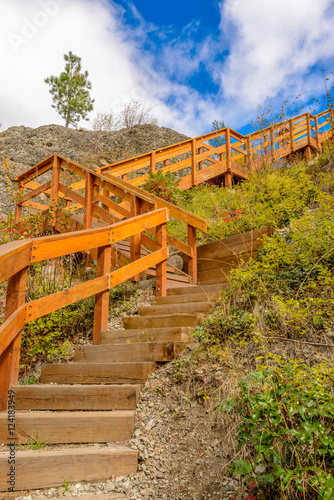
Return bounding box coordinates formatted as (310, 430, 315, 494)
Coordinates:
(142, 169, 184, 204)
(220, 359, 334, 499)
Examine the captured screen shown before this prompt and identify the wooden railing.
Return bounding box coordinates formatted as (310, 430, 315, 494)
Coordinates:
(0, 209, 169, 410)
(14, 154, 208, 284)
(97, 108, 334, 189)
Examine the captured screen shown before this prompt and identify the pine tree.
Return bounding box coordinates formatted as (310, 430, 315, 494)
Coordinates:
(45, 51, 94, 128)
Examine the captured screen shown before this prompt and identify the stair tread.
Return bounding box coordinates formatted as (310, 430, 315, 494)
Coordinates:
(0, 446, 137, 490)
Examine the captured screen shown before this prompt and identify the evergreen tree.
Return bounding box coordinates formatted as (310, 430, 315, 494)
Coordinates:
(45, 51, 94, 128)
(209, 120, 226, 148)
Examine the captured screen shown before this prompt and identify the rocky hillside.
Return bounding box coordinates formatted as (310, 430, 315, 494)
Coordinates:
(0, 123, 189, 214)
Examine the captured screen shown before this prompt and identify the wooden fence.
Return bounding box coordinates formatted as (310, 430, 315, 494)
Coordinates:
(0, 208, 170, 410)
(97, 108, 334, 189)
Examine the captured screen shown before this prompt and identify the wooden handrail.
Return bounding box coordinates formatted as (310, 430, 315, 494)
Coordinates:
(0, 208, 169, 410)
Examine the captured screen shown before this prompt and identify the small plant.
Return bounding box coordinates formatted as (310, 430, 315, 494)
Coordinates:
(21, 376, 39, 385)
(220, 360, 334, 499)
(61, 477, 73, 492)
(143, 170, 184, 204)
(21, 433, 48, 450)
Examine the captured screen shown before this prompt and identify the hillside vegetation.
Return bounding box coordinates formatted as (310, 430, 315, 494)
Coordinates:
(158, 145, 334, 499)
(1, 126, 334, 498)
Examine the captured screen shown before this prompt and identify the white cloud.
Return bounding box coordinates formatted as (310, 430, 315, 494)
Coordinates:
(218, 0, 334, 124)
(1, 0, 334, 137)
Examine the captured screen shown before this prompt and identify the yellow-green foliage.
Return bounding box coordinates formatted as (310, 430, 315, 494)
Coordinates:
(168, 155, 331, 244)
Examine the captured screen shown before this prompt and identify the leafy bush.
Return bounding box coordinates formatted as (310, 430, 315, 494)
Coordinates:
(143, 169, 184, 204)
(220, 359, 334, 499)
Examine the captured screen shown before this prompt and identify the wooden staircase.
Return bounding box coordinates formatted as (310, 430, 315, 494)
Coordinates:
(0, 283, 226, 491)
(0, 228, 271, 492)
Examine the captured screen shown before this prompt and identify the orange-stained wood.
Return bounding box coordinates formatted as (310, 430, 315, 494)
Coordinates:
(26, 276, 109, 323)
(0, 266, 28, 411)
(155, 224, 167, 296)
(109, 247, 168, 291)
(0, 240, 32, 285)
(21, 200, 49, 211)
(0, 304, 26, 358)
(84, 171, 93, 229)
(130, 195, 142, 281)
(20, 181, 52, 204)
(191, 139, 196, 186)
(50, 155, 61, 225)
(30, 208, 169, 262)
(98, 194, 131, 219)
(14, 155, 54, 185)
(150, 151, 156, 173)
(93, 245, 112, 344)
(187, 225, 197, 284)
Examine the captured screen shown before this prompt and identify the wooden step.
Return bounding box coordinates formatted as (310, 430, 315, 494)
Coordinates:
(74, 342, 184, 363)
(40, 362, 156, 384)
(198, 267, 231, 284)
(0, 446, 137, 491)
(0, 411, 134, 445)
(101, 326, 194, 344)
(122, 313, 204, 330)
(12, 384, 141, 410)
(198, 275, 230, 285)
(167, 283, 228, 296)
(154, 292, 219, 305)
(138, 301, 211, 316)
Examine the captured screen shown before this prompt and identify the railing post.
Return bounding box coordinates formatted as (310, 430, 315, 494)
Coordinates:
(330, 108, 334, 141)
(84, 171, 93, 229)
(224, 128, 232, 187)
(198, 146, 203, 170)
(150, 152, 156, 173)
(270, 127, 275, 164)
(15, 182, 23, 224)
(0, 267, 28, 411)
(315, 116, 320, 150)
(93, 244, 111, 345)
(50, 154, 61, 226)
(305, 113, 312, 161)
(246, 136, 252, 170)
(191, 139, 197, 187)
(156, 222, 167, 296)
(187, 225, 197, 284)
(130, 195, 141, 281)
(290, 119, 294, 154)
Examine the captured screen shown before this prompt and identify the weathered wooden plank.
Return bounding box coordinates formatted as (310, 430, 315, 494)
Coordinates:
(40, 362, 156, 384)
(74, 342, 184, 363)
(122, 313, 204, 330)
(101, 326, 193, 344)
(138, 301, 211, 316)
(0, 411, 134, 444)
(0, 447, 137, 491)
(12, 384, 141, 410)
(197, 226, 273, 261)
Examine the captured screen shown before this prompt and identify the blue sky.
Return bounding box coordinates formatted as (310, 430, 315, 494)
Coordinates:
(1, 0, 334, 136)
